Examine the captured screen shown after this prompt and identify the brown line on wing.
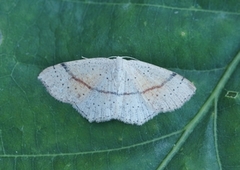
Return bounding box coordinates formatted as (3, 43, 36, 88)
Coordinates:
(60, 63, 176, 96)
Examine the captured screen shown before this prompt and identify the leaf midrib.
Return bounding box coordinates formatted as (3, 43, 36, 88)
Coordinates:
(157, 51, 240, 170)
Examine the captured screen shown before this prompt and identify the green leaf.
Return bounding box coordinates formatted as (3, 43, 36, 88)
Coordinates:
(0, 0, 240, 169)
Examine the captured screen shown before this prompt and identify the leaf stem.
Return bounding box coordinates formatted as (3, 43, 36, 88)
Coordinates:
(157, 51, 240, 170)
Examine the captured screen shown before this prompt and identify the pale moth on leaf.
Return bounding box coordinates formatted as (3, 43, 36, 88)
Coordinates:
(38, 57, 196, 125)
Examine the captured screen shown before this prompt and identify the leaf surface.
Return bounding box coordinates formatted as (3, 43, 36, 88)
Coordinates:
(0, 0, 240, 169)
